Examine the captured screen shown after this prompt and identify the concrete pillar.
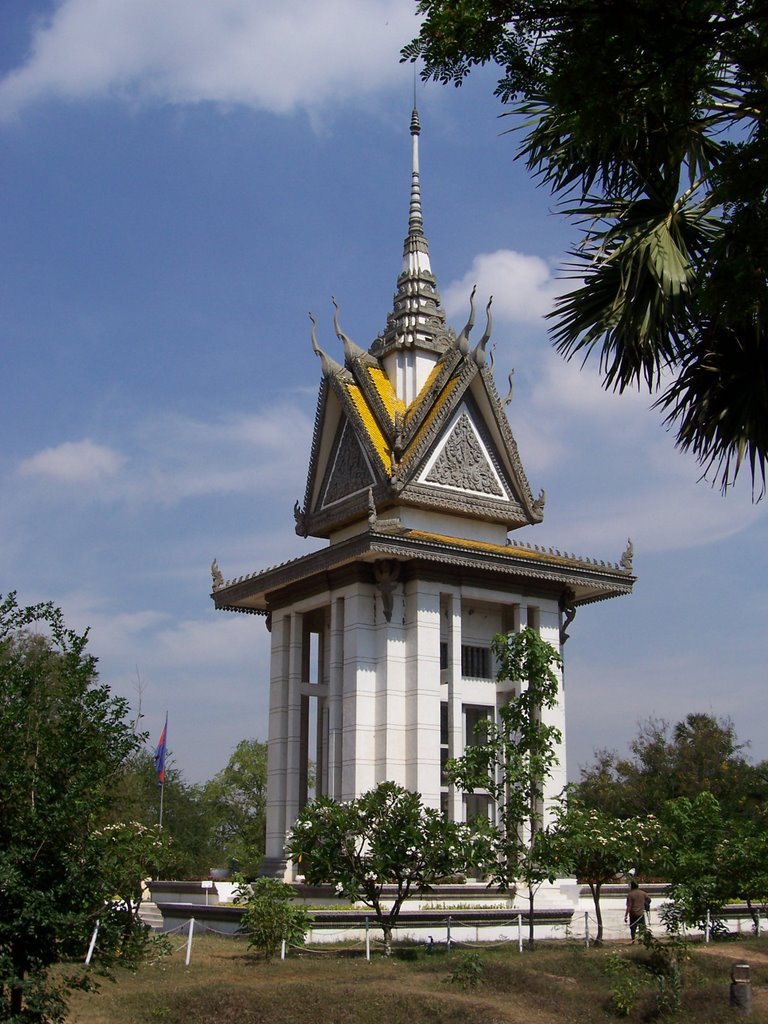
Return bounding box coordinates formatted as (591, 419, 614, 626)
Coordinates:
(404, 579, 441, 807)
(341, 586, 377, 799)
(445, 591, 463, 822)
(284, 611, 304, 841)
(262, 612, 291, 874)
(327, 597, 344, 800)
(374, 580, 407, 785)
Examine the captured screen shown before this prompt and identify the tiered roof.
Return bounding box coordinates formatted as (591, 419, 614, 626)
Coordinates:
(211, 111, 635, 617)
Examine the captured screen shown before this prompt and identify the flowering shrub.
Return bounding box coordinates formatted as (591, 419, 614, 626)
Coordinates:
(542, 797, 661, 943)
(285, 782, 490, 954)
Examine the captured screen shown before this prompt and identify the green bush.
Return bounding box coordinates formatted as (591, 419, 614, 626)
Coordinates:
(604, 951, 641, 1017)
(447, 951, 484, 990)
(235, 878, 311, 961)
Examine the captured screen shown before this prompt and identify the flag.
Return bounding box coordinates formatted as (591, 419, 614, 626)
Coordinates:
(154, 714, 168, 786)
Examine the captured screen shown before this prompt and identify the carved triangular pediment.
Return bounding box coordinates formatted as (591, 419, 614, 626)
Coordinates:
(320, 419, 376, 509)
(418, 406, 510, 500)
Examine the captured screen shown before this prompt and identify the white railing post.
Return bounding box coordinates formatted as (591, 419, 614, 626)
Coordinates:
(85, 921, 100, 965)
(185, 918, 195, 965)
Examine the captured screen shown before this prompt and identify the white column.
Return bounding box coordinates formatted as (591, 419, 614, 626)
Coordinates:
(284, 611, 304, 841)
(341, 585, 377, 799)
(541, 604, 567, 825)
(404, 578, 441, 807)
(327, 597, 344, 800)
(375, 583, 407, 785)
(264, 613, 290, 867)
(446, 591, 464, 822)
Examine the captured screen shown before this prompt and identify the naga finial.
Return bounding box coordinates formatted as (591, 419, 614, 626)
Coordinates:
(294, 499, 308, 538)
(211, 559, 224, 591)
(620, 538, 634, 571)
(332, 296, 366, 363)
(473, 296, 493, 366)
(503, 370, 515, 406)
(455, 285, 476, 355)
(309, 312, 342, 377)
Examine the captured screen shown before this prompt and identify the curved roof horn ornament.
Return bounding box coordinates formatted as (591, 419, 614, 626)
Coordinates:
(332, 296, 366, 364)
(503, 369, 515, 406)
(455, 284, 476, 355)
(472, 296, 493, 366)
(309, 312, 342, 378)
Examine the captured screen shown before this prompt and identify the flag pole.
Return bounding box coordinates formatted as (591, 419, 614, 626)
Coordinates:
(154, 712, 168, 830)
(158, 772, 165, 830)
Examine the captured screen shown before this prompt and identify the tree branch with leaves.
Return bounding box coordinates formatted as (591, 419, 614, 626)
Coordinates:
(446, 627, 563, 944)
(405, 0, 768, 495)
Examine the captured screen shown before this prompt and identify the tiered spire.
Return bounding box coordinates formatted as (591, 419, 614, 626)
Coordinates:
(405, 107, 430, 273)
(371, 108, 452, 374)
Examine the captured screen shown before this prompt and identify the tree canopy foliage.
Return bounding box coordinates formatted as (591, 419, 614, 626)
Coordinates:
(574, 713, 767, 820)
(405, 0, 768, 494)
(202, 738, 267, 878)
(107, 737, 268, 880)
(0, 594, 155, 1021)
(543, 798, 660, 943)
(285, 781, 487, 953)
(106, 751, 217, 879)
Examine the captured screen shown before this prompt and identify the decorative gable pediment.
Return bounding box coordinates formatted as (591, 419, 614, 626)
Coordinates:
(419, 406, 509, 500)
(321, 419, 377, 508)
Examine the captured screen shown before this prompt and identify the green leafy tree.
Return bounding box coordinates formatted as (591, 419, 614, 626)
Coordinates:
(445, 627, 562, 944)
(235, 877, 311, 961)
(201, 738, 267, 877)
(543, 798, 660, 944)
(88, 821, 167, 958)
(285, 781, 488, 955)
(657, 792, 729, 933)
(657, 792, 768, 935)
(107, 750, 217, 879)
(575, 714, 764, 821)
(405, 0, 768, 493)
(0, 593, 154, 1021)
(716, 811, 768, 930)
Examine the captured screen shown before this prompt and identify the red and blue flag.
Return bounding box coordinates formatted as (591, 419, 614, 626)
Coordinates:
(154, 714, 168, 786)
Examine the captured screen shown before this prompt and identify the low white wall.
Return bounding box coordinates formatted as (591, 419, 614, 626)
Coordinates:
(151, 879, 765, 945)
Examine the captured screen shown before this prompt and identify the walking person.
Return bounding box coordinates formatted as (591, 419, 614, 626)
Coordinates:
(624, 880, 650, 943)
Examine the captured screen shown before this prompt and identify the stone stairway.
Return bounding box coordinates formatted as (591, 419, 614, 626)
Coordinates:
(138, 900, 164, 932)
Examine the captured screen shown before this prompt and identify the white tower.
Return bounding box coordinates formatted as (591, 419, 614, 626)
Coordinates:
(212, 112, 635, 878)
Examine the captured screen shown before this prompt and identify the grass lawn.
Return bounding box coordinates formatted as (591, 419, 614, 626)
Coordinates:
(66, 932, 768, 1024)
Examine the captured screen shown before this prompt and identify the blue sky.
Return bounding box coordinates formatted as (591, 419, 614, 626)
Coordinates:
(2, 0, 766, 786)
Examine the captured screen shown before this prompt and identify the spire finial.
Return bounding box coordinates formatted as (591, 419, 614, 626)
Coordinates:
(408, 107, 423, 236)
(371, 106, 448, 369)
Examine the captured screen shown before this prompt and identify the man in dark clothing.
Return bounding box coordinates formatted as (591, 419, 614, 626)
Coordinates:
(624, 880, 650, 942)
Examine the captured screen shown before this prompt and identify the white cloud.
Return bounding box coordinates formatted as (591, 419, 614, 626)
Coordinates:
(0, 0, 417, 120)
(18, 438, 125, 482)
(443, 249, 565, 325)
(14, 402, 313, 505)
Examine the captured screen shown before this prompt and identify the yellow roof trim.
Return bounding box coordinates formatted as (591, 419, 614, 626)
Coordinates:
(405, 529, 605, 569)
(406, 361, 444, 423)
(346, 384, 391, 470)
(368, 367, 405, 422)
(401, 377, 460, 465)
